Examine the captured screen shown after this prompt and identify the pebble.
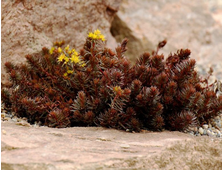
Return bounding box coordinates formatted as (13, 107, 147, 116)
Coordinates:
(202, 124, 208, 129)
(213, 129, 220, 134)
(188, 127, 198, 132)
(216, 122, 222, 128)
(207, 128, 212, 133)
(217, 133, 221, 138)
(193, 127, 198, 132)
(198, 127, 204, 135)
(207, 130, 215, 137)
(189, 131, 194, 136)
(208, 123, 212, 128)
(211, 127, 216, 131)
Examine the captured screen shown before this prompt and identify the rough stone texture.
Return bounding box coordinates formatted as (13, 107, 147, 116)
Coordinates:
(1, 121, 222, 170)
(111, 0, 222, 80)
(1, 0, 121, 84)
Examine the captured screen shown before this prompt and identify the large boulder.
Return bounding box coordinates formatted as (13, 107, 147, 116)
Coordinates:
(1, 0, 121, 84)
(111, 0, 221, 79)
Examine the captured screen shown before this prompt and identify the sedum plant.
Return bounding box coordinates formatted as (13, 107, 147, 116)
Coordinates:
(2, 29, 222, 132)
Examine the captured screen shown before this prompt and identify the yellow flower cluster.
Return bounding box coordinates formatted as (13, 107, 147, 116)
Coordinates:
(56, 45, 86, 67)
(88, 29, 106, 41)
(49, 47, 55, 54)
(49, 44, 86, 77)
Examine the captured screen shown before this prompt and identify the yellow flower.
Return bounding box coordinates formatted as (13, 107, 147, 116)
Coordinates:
(64, 45, 70, 52)
(88, 29, 106, 41)
(93, 34, 98, 39)
(58, 53, 65, 62)
(80, 62, 86, 67)
(49, 47, 55, 54)
(63, 73, 68, 77)
(88, 32, 94, 38)
(88, 32, 97, 39)
(99, 34, 105, 41)
(71, 49, 78, 55)
(94, 29, 101, 35)
(58, 47, 62, 53)
(70, 54, 80, 64)
(67, 70, 74, 74)
(64, 56, 70, 64)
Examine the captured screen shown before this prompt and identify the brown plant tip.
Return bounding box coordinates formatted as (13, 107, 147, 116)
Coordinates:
(158, 40, 167, 48)
(42, 47, 49, 54)
(121, 38, 128, 53)
(53, 40, 65, 47)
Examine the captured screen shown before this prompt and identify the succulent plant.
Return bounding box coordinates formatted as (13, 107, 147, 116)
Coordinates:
(2, 29, 222, 132)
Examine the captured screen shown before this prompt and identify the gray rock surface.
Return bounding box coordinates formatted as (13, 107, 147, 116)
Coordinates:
(1, 121, 222, 170)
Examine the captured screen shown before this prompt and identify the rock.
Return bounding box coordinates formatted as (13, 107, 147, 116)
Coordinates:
(1, 0, 122, 84)
(194, 127, 198, 133)
(202, 124, 208, 129)
(216, 134, 220, 138)
(208, 128, 212, 131)
(216, 133, 221, 138)
(1, 121, 222, 169)
(216, 122, 222, 128)
(207, 130, 215, 137)
(188, 127, 197, 133)
(199, 127, 204, 135)
(111, 0, 221, 80)
(188, 131, 194, 136)
(208, 123, 212, 128)
(213, 129, 221, 135)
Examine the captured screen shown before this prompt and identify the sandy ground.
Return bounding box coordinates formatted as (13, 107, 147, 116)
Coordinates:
(1, 121, 222, 170)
